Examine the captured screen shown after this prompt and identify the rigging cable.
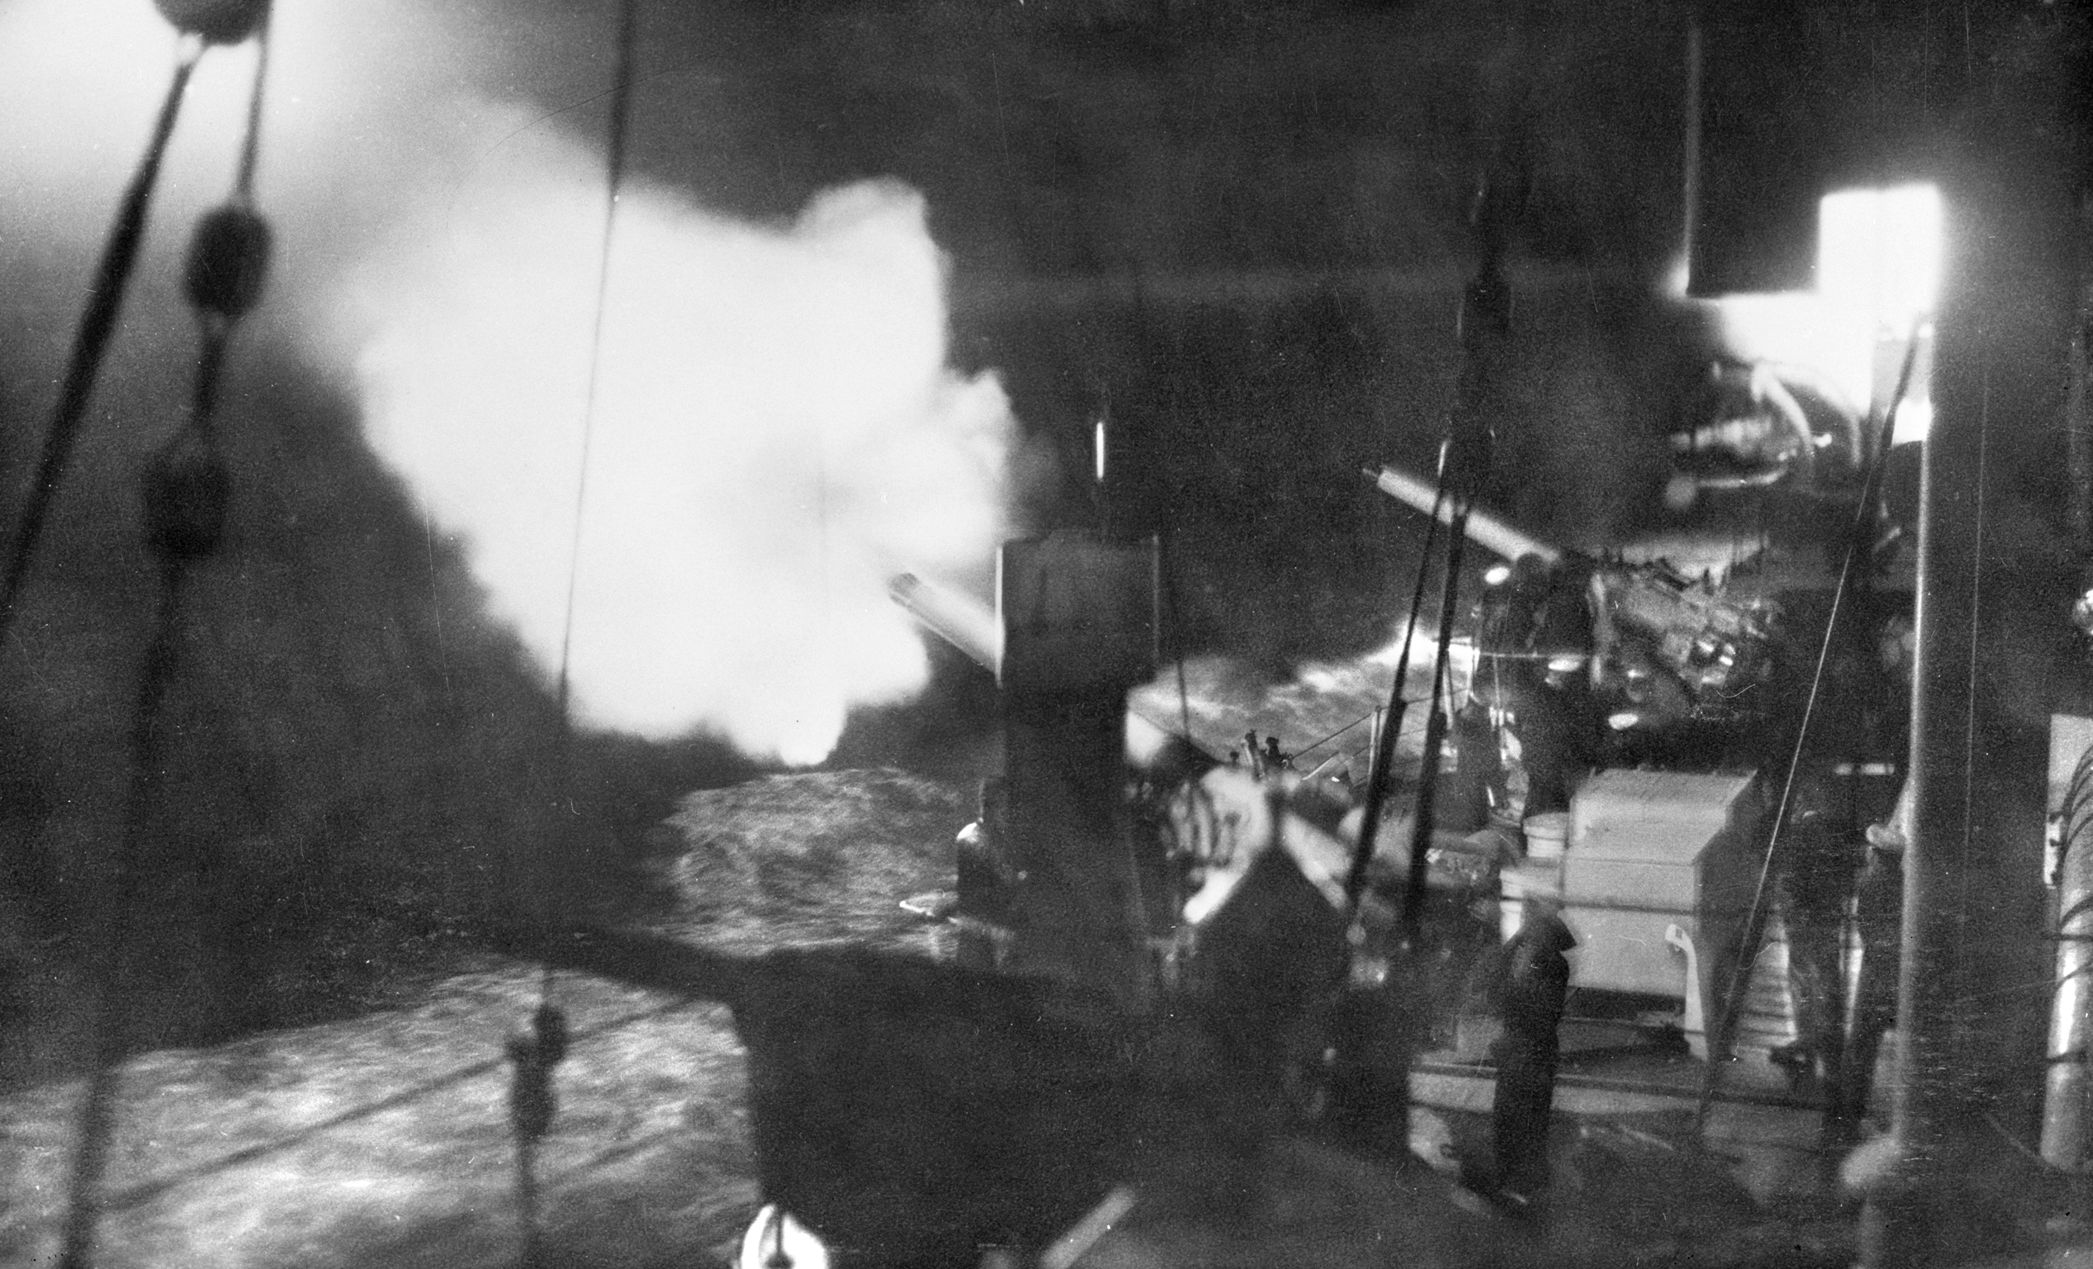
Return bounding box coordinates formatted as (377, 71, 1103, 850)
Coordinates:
(1343, 473, 1447, 911)
(1150, 529, 1196, 948)
(505, 4, 640, 1264)
(1158, 533, 1195, 750)
(1391, 89, 1522, 938)
(554, 0, 641, 755)
(55, 5, 277, 1265)
(1293, 707, 1395, 766)
(1958, 353, 1991, 1019)
(0, 37, 204, 652)
(1346, 0, 1529, 926)
(1694, 334, 1924, 1136)
(1400, 259, 1503, 946)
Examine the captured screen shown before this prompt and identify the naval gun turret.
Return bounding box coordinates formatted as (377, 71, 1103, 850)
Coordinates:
(1367, 462, 1787, 740)
(1370, 456, 1917, 1080)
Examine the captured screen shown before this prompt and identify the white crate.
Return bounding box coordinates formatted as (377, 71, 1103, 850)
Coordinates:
(1557, 769, 1766, 1041)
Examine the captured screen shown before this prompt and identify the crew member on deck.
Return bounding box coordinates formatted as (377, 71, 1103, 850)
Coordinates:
(956, 777, 1019, 926)
(1768, 790, 1864, 1099)
(1491, 895, 1575, 1203)
(1477, 553, 1596, 816)
(1832, 786, 1909, 1142)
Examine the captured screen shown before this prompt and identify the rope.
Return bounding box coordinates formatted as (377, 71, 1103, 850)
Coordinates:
(1291, 711, 1375, 761)
(233, 6, 272, 204)
(530, 0, 638, 994)
(1693, 332, 1924, 1135)
(56, 580, 186, 1269)
(1290, 692, 1444, 765)
(1344, 475, 1447, 910)
(1131, 529, 1196, 953)
(1348, 0, 1530, 918)
(0, 37, 203, 651)
(1958, 346, 1991, 1027)
(553, 0, 639, 737)
(506, 1002, 569, 1268)
(508, 5, 640, 1260)
(56, 13, 278, 1262)
(1158, 533, 1194, 747)
(1402, 503, 1476, 942)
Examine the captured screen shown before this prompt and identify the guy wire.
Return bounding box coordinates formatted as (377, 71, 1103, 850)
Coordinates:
(1694, 334, 1923, 1135)
(540, 0, 641, 1001)
(555, 0, 640, 737)
(0, 37, 204, 651)
(234, 5, 273, 204)
(59, 15, 278, 1262)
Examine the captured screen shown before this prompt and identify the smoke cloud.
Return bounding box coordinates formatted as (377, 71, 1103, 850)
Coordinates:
(0, 0, 1014, 765)
(353, 169, 1013, 762)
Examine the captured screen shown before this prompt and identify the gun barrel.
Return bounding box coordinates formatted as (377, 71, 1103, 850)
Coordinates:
(889, 572, 1001, 671)
(1364, 463, 1562, 565)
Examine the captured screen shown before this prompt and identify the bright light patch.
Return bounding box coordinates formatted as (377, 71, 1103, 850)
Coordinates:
(1124, 709, 1173, 767)
(1661, 252, 1693, 299)
(1299, 666, 1344, 693)
(1818, 184, 1943, 331)
(1711, 183, 1942, 435)
(1891, 397, 1934, 447)
(1818, 183, 1941, 440)
(355, 172, 1012, 763)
